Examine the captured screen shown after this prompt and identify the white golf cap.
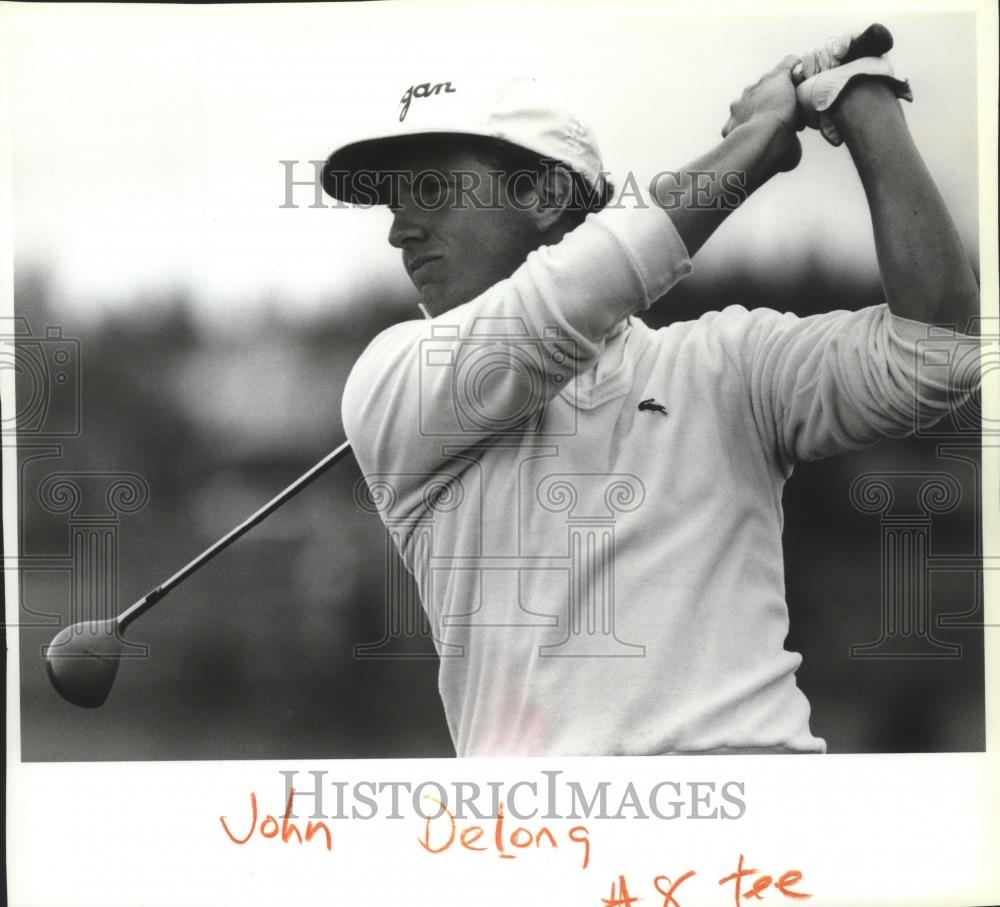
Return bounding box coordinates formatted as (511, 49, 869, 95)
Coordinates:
(322, 75, 605, 205)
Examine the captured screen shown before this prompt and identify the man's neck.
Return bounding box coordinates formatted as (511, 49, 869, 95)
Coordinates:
(605, 318, 630, 341)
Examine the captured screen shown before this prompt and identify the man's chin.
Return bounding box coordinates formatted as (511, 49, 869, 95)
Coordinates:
(419, 287, 469, 318)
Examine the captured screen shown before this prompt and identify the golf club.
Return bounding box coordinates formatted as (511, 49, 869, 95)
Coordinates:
(44, 439, 354, 708)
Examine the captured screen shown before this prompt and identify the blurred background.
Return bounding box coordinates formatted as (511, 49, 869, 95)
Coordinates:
(6, 3, 985, 758)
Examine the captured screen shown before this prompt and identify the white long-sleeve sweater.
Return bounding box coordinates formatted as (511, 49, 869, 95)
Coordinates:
(342, 204, 976, 756)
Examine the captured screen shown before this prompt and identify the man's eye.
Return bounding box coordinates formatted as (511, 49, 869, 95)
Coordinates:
(413, 174, 452, 207)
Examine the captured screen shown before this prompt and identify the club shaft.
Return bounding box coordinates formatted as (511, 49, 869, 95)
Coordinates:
(117, 440, 353, 629)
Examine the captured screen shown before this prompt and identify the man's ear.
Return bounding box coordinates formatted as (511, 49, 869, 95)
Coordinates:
(533, 162, 575, 233)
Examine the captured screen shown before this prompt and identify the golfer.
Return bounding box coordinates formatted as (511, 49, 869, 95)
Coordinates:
(322, 39, 980, 756)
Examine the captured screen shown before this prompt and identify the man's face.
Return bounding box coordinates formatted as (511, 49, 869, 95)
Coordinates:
(386, 142, 542, 316)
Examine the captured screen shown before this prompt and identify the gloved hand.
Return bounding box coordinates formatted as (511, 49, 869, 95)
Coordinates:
(792, 31, 856, 82)
(795, 44, 913, 146)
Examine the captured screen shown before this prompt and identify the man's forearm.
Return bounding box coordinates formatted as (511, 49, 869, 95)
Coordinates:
(650, 114, 794, 258)
(832, 78, 979, 332)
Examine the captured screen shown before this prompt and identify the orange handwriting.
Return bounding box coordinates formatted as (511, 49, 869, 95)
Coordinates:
(599, 860, 810, 906)
(718, 853, 811, 902)
(417, 797, 591, 869)
(604, 871, 697, 907)
(654, 870, 698, 906)
(220, 787, 333, 852)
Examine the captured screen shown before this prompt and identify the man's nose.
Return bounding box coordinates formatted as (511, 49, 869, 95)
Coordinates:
(387, 205, 428, 249)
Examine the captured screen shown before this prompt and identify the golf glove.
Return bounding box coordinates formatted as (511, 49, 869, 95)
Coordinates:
(797, 55, 913, 146)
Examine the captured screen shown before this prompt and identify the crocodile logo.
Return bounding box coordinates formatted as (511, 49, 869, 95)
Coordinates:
(638, 398, 668, 416)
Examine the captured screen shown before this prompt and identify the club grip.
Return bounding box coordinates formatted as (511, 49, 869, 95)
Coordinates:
(842, 23, 894, 63)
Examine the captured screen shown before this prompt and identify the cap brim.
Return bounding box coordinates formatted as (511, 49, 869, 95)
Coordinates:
(323, 131, 493, 205)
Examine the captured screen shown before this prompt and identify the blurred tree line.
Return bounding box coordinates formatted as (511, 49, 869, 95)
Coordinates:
(13, 260, 984, 760)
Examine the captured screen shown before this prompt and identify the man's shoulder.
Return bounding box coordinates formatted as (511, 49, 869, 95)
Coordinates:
(359, 316, 427, 356)
(347, 317, 426, 380)
(341, 318, 426, 435)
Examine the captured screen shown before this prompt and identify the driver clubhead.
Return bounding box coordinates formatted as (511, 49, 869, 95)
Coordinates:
(45, 620, 124, 708)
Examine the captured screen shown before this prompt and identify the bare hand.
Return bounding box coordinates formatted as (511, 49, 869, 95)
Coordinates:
(722, 56, 803, 172)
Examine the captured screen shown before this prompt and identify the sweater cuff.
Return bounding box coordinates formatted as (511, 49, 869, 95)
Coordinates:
(885, 308, 983, 400)
(590, 203, 693, 307)
(887, 310, 981, 342)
